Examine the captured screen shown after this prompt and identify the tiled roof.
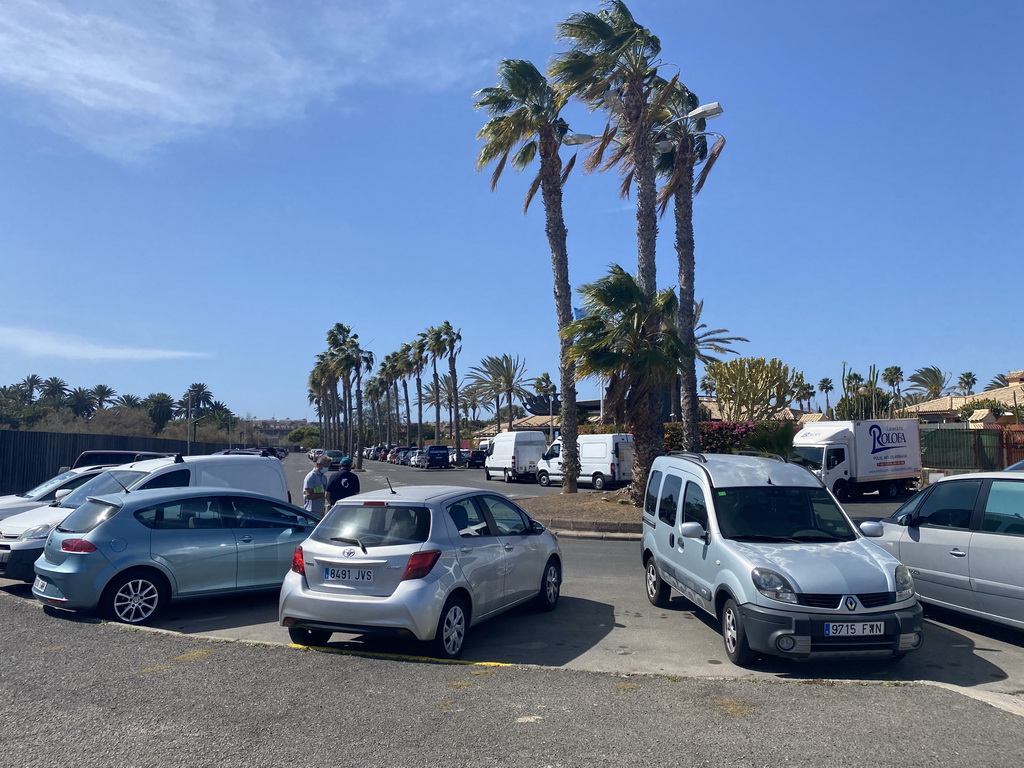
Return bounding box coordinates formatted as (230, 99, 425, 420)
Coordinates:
(902, 384, 1024, 415)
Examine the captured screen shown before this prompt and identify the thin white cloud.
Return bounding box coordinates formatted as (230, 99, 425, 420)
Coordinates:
(0, 327, 210, 361)
(0, 0, 568, 160)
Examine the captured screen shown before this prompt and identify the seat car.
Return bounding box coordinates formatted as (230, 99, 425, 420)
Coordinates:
(641, 453, 923, 666)
(279, 485, 562, 659)
(32, 487, 319, 624)
(0, 464, 115, 522)
(874, 471, 1024, 631)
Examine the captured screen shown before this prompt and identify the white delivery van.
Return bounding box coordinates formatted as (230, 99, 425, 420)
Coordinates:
(0, 454, 290, 582)
(483, 431, 547, 483)
(791, 419, 922, 500)
(537, 433, 634, 490)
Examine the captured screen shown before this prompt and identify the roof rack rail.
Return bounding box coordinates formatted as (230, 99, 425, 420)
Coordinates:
(666, 451, 708, 464)
(735, 449, 788, 463)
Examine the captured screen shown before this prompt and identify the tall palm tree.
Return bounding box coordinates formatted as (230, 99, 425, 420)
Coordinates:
(66, 387, 97, 419)
(395, 343, 415, 447)
(563, 264, 684, 504)
(422, 326, 447, 445)
(348, 339, 374, 467)
(113, 393, 143, 409)
(986, 373, 1009, 391)
(20, 374, 42, 403)
(907, 365, 952, 401)
(436, 322, 464, 462)
(881, 366, 904, 409)
(692, 301, 747, 364)
(91, 384, 116, 410)
(363, 376, 384, 448)
(468, 355, 530, 433)
(475, 57, 581, 487)
(818, 378, 834, 416)
(39, 376, 68, 407)
(409, 337, 428, 448)
(957, 371, 977, 396)
(144, 392, 175, 433)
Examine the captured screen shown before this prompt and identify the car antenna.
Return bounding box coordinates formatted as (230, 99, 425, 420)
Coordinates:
(386, 477, 397, 494)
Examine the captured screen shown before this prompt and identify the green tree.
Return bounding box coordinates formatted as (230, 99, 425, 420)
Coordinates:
(144, 392, 175, 433)
(563, 264, 683, 504)
(475, 57, 581, 490)
(20, 374, 42, 402)
(817, 378, 834, 416)
(907, 365, 951, 401)
(90, 384, 116, 409)
(986, 373, 1009, 391)
(467, 354, 530, 433)
(957, 371, 977, 396)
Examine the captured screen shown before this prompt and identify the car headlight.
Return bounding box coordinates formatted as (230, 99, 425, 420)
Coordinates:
(751, 567, 798, 604)
(19, 523, 56, 541)
(895, 564, 915, 601)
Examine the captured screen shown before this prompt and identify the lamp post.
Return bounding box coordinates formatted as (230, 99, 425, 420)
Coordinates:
(548, 387, 557, 442)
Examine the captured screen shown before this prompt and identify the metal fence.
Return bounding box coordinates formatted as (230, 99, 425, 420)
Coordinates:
(0, 431, 230, 496)
(920, 425, 1024, 472)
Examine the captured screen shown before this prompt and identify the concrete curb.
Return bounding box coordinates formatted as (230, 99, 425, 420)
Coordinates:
(532, 517, 642, 542)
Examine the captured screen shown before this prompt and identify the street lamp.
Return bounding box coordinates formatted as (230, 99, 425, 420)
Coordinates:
(548, 387, 558, 442)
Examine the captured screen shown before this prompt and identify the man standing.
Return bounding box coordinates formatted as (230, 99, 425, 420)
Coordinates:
(303, 454, 331, 514)
(326, 456, 360, 506)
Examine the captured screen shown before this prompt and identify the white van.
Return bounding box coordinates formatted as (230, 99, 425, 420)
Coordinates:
(483, 431, 547, 483)
(0, 454, 290, 582)
(536, 433, 634, 490)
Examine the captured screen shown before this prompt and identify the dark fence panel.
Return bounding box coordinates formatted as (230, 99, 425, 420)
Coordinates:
(920, 426, 1017, 472)
(0, 431, 230, 496)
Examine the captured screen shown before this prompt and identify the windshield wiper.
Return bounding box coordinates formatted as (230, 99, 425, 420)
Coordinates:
(729, 534, 803, 543)
(329, 536, 367, 554)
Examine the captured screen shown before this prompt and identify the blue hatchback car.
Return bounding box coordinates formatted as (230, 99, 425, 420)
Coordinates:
(32, 487, 320, 624)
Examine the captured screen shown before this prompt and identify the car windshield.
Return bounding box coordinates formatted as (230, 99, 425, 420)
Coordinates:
(790, 446, 823, 472)
(19, 470, 79, 499)
(312, 504, 430, 548)
(59, 470, 147, 509)
(56, 499, 122, 533)
(715, 486, 855, 542)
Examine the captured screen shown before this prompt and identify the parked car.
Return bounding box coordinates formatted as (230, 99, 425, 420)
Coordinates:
(465, 450, 487, 469)
(279, 485, 562, 658)
(408, 450, 427, 468)
(0, 454, 291, 582)
(308, 448, 324, 462)
(32, 487, 320, 624)
(641, 453, 923, 665)
(425, 445, 451, 469)
(324, 450, 345, 471)
(0, 464, 115, 522)
(875, 471, 1024, 631)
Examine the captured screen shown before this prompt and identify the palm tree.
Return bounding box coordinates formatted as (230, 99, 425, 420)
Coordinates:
(534, 372, 558, 442)
(986, 373, 1009, 391)
(563, 264, 684, 504)
(475, 57, 581, 488)
(395, 343, 415, 447)
(39, 376, 68, 407)
(410, 337, 428, 448)
(818, 378, 834, 416)
(692, 301, 747, 364)
(906, 365, 952, 401)
(422, 326, 447, 445)
(113, 393, 143, 408)
(144, 392, 175, 433)
(957, 371, 977, 396)
(91, 384, 116, 410)
(468, 355, 530, 433)
(65, 387, 97, 419)
(20, 374, 42, 403)
(437, 322, 464, 462)
(881, 366, 904, 411)
(185, 383, 214, 413)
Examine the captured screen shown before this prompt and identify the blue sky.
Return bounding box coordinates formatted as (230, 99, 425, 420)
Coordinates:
(1, 0, 1021, 422)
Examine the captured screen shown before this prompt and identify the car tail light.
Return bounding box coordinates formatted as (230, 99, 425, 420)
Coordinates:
(62, 539, 97, 553)
(291, 545, 305, 574)
(609, 462, 617, 479)
(401, 550, 441, 581)
(511, 456, 517, 471)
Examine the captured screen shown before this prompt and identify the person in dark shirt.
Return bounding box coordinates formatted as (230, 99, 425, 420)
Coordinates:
(325, 457, 360, 507)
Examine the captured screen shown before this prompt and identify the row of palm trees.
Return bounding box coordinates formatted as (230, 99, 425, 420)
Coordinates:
(0, 376, 235, 434)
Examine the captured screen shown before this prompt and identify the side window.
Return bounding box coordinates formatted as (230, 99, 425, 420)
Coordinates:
(136, 497, 223, 530)
(826, 448, 846, 471)
(448, 500, 492, 537)
(658, 473, 682, 527)
(682, 482, 709, 529)
(227, 497, 311, 529)
(916, 480, 981, 529)
(644, 470, 663, 517)
(478, 495, 528, 535)
(139, 468, 191, 490)
(981, 480, 1024, 535)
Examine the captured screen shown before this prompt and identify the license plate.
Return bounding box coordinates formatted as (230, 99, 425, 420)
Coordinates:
(824, 622, 884, 636)
(324, 567, 373, 583)
(33, 576, 46, 592)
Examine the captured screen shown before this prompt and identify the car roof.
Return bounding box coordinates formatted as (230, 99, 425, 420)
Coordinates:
(332, 485, 491, 506)
(122, 454, 279, 471)
(85, 485, 305, 509)
(653, 453, 822, 489)
(935, 471, 1024, 483)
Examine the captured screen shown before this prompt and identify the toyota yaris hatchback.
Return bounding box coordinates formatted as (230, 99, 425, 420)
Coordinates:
(641, 453, 924, 665)
(279, 485, 562, 659)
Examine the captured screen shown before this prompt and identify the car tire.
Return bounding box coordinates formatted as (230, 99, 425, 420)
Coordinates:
(288, 627, 333, 646)
(592, 473, 606, 491)
(722, 598, 755, 666)
(538, 471, 551, 487)
(644, 556, 670, 607)
(433, 595, 468, 659)
(503, 469, 513, 483)
(101, 570, 169, 625)
(534, 558, 561, 612)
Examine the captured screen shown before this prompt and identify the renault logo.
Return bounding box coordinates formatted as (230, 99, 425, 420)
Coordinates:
(845, 596, 858, 611)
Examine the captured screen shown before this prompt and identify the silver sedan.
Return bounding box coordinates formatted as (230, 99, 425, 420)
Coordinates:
(279, 485, 562, 658)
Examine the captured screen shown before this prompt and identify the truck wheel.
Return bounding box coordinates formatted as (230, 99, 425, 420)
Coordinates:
(832, 480, 849, 502)
(538, 471, 551, 487)
(882, 480, 902, 499)
(484, 467, 491, 481)
(592, 473, 606, 491)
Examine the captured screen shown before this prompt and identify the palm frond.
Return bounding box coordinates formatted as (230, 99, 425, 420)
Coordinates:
(693, 135, 725, 196)
(560, 152, 577, 186)
(523, 173, 542, 214)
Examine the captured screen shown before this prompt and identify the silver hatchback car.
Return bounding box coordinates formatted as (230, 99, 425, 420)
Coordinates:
(279, 485, 562, 658)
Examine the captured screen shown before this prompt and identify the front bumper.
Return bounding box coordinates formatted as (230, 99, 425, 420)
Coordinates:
(0, 544, 44, 583)
(739, 600, 925, 659)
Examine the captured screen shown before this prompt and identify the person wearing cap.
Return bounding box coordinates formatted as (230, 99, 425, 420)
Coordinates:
(326, 456, 360, 506)
(303, 453, 332, 514)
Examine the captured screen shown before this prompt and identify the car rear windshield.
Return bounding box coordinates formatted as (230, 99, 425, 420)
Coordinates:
(714, 486, 855, 542)
(59, 470, 147, 509)
(312, 504, 430, 547)
(428, 446, 448, 455)
(56, 499, 122, 533)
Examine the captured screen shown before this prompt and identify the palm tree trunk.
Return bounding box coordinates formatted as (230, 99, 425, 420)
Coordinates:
(674, 148, 700, 452)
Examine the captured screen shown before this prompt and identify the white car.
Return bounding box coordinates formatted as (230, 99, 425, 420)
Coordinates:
(0, 465, 114, 522)
(280, 485, 562, 658)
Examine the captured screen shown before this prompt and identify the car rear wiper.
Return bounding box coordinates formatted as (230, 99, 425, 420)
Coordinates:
(329, 536, 367, 554)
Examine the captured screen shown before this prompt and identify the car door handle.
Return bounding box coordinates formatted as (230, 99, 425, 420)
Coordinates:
(460, 546, 472, 554)
(948, 548, 966, 557)
(237, 535, 254, 543)
(504, 544, 514, 552)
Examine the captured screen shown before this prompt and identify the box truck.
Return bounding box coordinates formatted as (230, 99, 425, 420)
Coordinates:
(536, 433, 634, 490)
(792, 419, 922, 500)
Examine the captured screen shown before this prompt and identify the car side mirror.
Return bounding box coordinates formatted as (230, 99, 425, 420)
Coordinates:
(530, 520, 546, 535)
(679, 521, 707, 542)
(858, 521, 883, 538)
(54, 488, 72, 502)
